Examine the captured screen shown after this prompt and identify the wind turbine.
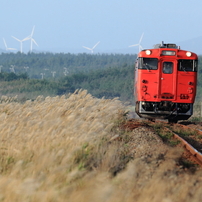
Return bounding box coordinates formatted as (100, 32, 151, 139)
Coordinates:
(11, 35, 30, 53)
(51, 71, 56, 78)
(64, 67, 69, 76)
(40, 73, 45, 79)
(10, 65, 15, 73)
(26, 26, 38, 52)
(129, 33, 144, 52)
(3, 38, 16, 51)
(82, 41, 100, 53)
(24, 66, 29, 72)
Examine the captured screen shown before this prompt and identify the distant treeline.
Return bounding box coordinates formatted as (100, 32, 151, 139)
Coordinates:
(0, 52, 136, 79)
(0, 72, 28, 81)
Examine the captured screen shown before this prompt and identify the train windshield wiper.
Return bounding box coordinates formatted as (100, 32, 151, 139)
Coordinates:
(182, 66, 187, 72)
(144, 63, 150, 71)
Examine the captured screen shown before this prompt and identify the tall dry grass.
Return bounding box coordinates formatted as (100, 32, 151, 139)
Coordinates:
(0, 89, 127, 201)
(0, 90, 201, 202)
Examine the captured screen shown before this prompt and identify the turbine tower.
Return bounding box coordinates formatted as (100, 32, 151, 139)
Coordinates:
(82, 41, 100, 53)
(129, 33, 144, 52)
(3, 38, 16, 51)
(11, 36, 30, 53)
(26, 26, 38, 52)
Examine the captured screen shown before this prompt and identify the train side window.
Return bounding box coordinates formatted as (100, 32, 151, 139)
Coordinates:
(178, 59, 198, 72)
(163, 62, 173, 74)
(138, 58, 158, 70)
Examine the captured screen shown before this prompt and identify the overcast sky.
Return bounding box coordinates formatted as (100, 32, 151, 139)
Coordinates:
(1, 0, 202, 54)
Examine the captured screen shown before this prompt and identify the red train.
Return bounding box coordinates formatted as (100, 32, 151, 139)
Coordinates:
(134, 41, 198, 123)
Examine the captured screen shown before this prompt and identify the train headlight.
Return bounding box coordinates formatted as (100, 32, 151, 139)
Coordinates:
(145, 50, 151, 55)
(142, 79, 147, 83)
(186, 52, 192, 57)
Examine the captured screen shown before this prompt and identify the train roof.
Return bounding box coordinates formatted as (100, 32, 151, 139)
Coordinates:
(153, 41, 180, 49)
(138, 41, 198, 59)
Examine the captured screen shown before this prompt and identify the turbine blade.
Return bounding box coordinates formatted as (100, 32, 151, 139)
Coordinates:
(92, 41, 100, 49)
(139, 33, 144, 43)
(129, 44, 138, 47)
(32, 38, 38, 46)
(22, 36, 30, 41)
(8, 48, 17, 50)
(3, 38, 7, 48)
(12, 36, 21, 42)
(31, 25, 35, 36)
(82, 46, 92, 51)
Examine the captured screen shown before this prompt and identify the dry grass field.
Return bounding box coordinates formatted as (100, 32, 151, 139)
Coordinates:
(0, 89, 201, 202)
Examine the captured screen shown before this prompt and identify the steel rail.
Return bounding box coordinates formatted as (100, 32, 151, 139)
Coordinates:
(165, 127, 202, 167)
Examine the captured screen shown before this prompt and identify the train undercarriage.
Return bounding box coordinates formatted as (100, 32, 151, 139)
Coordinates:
(135, 101, 193, 123)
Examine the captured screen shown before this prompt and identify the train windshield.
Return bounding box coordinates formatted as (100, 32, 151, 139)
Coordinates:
(178, 59, 198, 72)
(138, 58, 158, 70)
(163, 62, 173, 74)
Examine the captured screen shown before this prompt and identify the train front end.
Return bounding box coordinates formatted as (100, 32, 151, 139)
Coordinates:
(134, 42, 198, 123)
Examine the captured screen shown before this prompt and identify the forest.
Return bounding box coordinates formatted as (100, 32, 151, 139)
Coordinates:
(0, 52, 135, 79)
(0, 52, 201, 105)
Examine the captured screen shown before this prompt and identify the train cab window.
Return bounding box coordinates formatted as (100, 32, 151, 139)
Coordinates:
(163, 62, 173, 74)
(138, 58, 158, 70)
(178, 59, 198, 72)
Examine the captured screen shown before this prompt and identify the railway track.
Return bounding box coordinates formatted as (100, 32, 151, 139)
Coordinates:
(164, 126, 202, 167)
(123, 118, 202, 168)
